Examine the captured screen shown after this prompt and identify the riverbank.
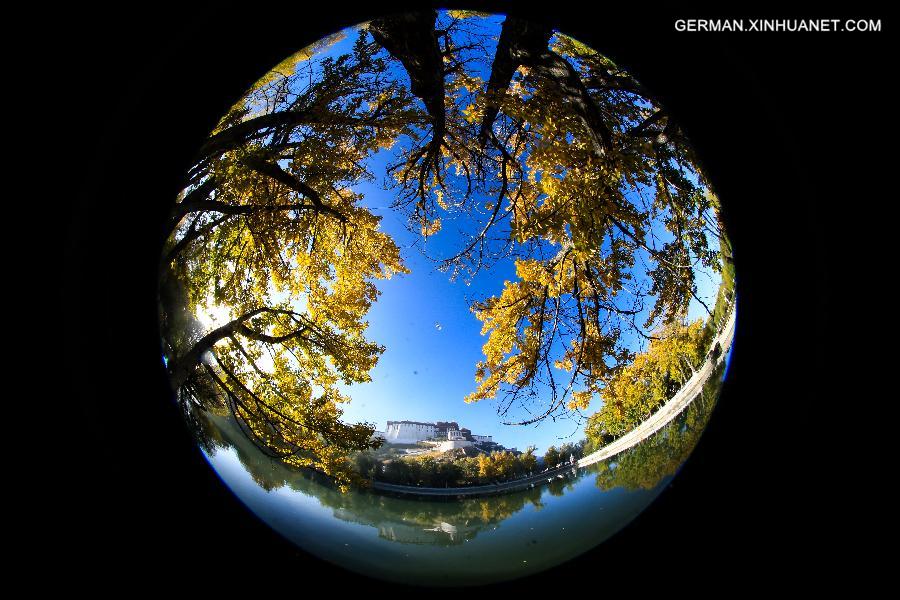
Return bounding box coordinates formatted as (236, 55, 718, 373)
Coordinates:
(370, 462, 579, 498)
(366, 305, 736, 499)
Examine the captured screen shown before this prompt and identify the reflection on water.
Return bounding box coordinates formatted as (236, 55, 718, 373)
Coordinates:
(594, 361, 725, 493)
(190, 361, 724, 585)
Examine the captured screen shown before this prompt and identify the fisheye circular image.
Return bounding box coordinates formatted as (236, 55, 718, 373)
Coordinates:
(158, 9, 735, 586)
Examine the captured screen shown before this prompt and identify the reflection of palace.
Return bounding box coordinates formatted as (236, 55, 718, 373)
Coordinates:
(331, 507, 477, 546)
(379, 521, 478, 545)
(379, 420, 496, 451)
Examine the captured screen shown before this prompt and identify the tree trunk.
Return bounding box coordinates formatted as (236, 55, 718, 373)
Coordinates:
(167, 307, 304, 390)
(369, 11, 445, 145)
(479, 16, 612, 156)
(478, 16, 552, 144)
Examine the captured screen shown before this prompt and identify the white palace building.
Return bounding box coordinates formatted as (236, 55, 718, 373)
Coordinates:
(378, 420, 493, 449)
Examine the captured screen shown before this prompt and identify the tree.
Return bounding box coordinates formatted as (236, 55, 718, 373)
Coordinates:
(457, 21, 723, 424)
(557, 441, 585, 463)
(520, 446, 538, 473)
(353, 452, 379, 479)
(594, 362, 724, 491)
(543, 445, 561, 467)
(160, 10, 730, 489)
(364, 13, 726, 425)
(160, 30, 417, 489)
(585, 319, 711, 443)
(476, 450, 521, 481)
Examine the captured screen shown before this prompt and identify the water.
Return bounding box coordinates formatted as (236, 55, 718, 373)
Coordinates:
(193, 367, 722, 586)
(161, 10, 735, 584)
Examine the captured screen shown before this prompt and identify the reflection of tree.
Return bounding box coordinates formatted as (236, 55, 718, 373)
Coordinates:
(353, 490, 547, 544)
(162, 10, 730, 489)
(197, 379, 724, 548)
(196, 409, 546, 545)
(547, 476, 576, 497)
(181, 398, 227, 457)
(592, 362, 724, 492)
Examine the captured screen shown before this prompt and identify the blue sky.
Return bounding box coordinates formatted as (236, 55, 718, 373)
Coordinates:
(337, 153, 587, 452)
(335, 152, 720, 453)
(240, 13, 722, 454)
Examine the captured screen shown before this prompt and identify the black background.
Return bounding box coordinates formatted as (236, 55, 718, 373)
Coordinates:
(45, 1, 885, 591)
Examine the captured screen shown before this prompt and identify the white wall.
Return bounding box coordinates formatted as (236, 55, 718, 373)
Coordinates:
(384, 422, 437, 444)
(437, 440, 473, 452)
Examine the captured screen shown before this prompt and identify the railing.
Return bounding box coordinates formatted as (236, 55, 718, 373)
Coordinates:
(578, 304, 736, 468)
(369, 305, 737, 497)
(371, 462, 578, 497)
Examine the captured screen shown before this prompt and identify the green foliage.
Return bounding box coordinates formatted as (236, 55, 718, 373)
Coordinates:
(585, 320, 710, 443)
(705, 227, 736, 337)
(371, 448, 539, 487)
(543, 446, 560, 467)
(161, 29, 417, 489)
(543, 442, 586, 467)
(453, 28, 726, 423)
(593, 362, 723, 491)
(161, 12, 732, 490)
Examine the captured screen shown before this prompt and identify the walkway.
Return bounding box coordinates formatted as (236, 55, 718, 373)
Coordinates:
(371, 305, 737, 498)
